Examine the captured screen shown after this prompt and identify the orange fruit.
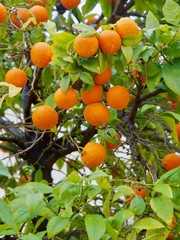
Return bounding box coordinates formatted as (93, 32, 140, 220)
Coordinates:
(98, 30, 121, 55)
(93, 67, 112, 85)
(0, 3, 7, 24)
(54, 87, 78, 110)
(176, 123, 180, 141)
(27, 0, 47, 6)
(167, 217, 176, 240)
(81, 142, 106, 168)
(30, 42, 53, 68)
(32, 105, 58, 130)
(74, 34, 99, 58)
(81, 85, 103, 105)
(61, 0, 80, 9)
(30, 5, 48, 25)
(5, 67, 27, 88)
(83, 102, 110, 126)
(105, 132, 121, 150)
(106, 86, 130, 110)
(115, 17, 139, 37)
(106, 0, 117, 3)
(126, 185, 147, 204)
(86, 17, 101, 30)
(167, 232, 173, 240)
(169, 97, 180, 110)
(10, 8, 32, 28)
(162, 153, 180, 172)
(131, 185, 147, 199)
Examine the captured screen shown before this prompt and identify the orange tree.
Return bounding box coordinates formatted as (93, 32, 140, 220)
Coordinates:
(0, 0, 180, 239)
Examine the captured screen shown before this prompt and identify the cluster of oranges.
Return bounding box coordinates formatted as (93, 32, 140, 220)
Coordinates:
(74, 17, 139, 57)
(0, 1, 48, 29)
(3, 14, 139, 169)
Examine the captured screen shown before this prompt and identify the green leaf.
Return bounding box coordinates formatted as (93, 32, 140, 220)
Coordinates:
(43, 21, 57, 37)
(159, 167, 180, 183)
(145, 228, 170, 240)
(103, 191, 111, 217)
(100, 0, 111, 18)
(122, 33, 142, 46)
(60, 74, 70, 93)
(154, 183, 173, 198)
(162, 0, 180, 25)
(80, 71, 94, 85)
(130, 195, 146, 215)
(133, 217, 165, 229)
(53, 182, 80, 207)
(72, 23, 94, 32)
(121, 46, 133, 64)
(82, 0, 98, 15)
(113, 185, 135, 201)
(26, 192, 44, 214)
(160, 111, 180, 121)
(47, 216, 70, 239)
(27, 182, 53, 194)
(80, 58, 100, 73)
(20, 234, 42, 240)
(45, 94, 56, 109)
(105, 220, 119, 240)
(8, 84, 22, 97)
(66, 170, 82, 183)
(146, 11, 159, 34)
(0, 161, 11, 177)
(86, 185, 102, 200)
(85, 214, 106, 240)
(162, 60, 180, 95)
(52, 32, 75, 58)
(87, 169, 108, 181)
(9, 198, 31, 224)
(113, 210, 134, 229)
(0, 199, 16, 228)
(126, 230, 137, 240)
(150, 195, 173, 225)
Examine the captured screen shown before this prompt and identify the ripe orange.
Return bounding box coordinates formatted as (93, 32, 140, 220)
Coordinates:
(93, 67, 112, 85)
(106, 0, 117, 3)
(169, 96, 180, 110)
(32, 105, 58, 130)
(10, 8, 32, 28)
(167, 232, 173, 240)
(0, 3, 7, 24)
(115, 17, 139, 37)
(83, 102, 110, 126)
(105, 132, 121, 150)
(54, 87, 78, 110)
(106, 86, 130, 110)
(61, 0, 80, 9)
(99, 30, 121, 54)
(81, 85, 103, 105)
(5, 67, 27, 88)
(176, 123, 180, 141)
(162, 153, 180, 172)
(27, 0, 47, 6)
(81, 142, 106, 168)
(86, 17, 101, 30)
(98, 30, 121, 55)
(30, 42, 53, 68)
(132, 70, 147, 84)
(30, 5, 48, 25)
(167, 217, 176, 240)
(131, 185, 147, 199)
(74, 34, 99, 58)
